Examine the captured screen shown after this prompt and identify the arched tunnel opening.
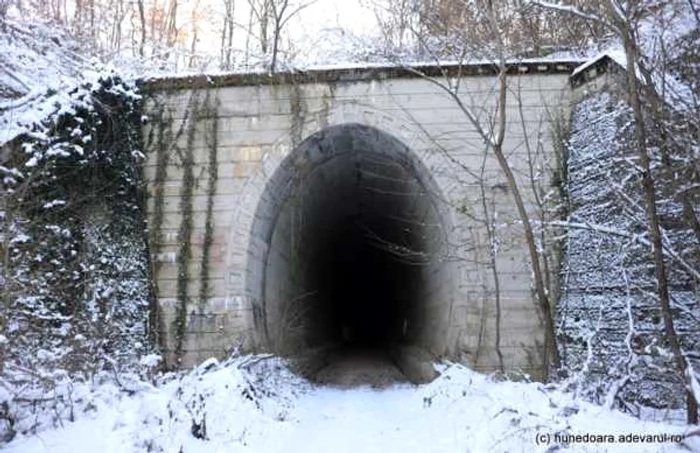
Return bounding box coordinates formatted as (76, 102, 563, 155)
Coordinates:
(248, 124, 454, 385)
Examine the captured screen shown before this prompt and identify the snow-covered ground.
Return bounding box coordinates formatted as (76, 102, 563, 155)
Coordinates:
(2, 356, 697, 453)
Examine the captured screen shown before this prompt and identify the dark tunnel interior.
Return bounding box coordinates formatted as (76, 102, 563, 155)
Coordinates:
(310, 208, 422, 348)
(253, 124, 451, 382)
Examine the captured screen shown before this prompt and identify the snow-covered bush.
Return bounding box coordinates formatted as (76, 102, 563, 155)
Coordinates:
(0, 73, 155, 442)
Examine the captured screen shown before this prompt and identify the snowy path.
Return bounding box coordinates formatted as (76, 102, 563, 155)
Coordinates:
(272, 386, 459, 453)
(2, 357, 698, 453)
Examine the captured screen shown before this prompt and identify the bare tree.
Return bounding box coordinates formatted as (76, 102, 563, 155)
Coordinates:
(136, 0, 147, 57)
(220, 0, 236, 69)
(388, 0, 610, 59)
(164, 0, 178, 62)
(188, 0, 202, 68)
(371, 0, 421, 53)
(245, 0, 315, 71)
(611, 0, 698, 425)
(110, 0, 125, 52)
(269, 0, 316, 71)
(247, 0, 271, 57)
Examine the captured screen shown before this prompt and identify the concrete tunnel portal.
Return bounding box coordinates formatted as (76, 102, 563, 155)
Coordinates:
(246, 124, 455, 383)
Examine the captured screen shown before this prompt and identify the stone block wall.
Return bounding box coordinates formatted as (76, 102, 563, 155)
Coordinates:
(140, 63, 575, 376)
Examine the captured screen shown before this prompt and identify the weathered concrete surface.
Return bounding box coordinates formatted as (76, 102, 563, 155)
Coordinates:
(141, 61, 579, 378)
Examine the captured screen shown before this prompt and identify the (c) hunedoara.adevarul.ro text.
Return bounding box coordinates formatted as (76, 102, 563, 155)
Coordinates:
(535, 432, 684, 446)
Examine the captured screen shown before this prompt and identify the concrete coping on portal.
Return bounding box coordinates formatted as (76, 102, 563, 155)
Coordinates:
(139, 58, 587, 93)
(569, 54, 627, 89)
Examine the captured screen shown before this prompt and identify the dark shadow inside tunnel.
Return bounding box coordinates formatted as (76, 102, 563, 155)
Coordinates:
(247, 123, 453, 384)
(312, 215, 421, 348)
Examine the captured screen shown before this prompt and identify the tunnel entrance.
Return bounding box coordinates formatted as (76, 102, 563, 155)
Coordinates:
(247, 124, 453, 384)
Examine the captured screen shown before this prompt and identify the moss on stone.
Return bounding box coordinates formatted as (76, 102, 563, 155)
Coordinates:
(198, 90, 220, 315)
(173, 92, 200, 363)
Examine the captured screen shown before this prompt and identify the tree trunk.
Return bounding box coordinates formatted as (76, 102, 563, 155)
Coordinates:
(618, 15, 698, 425)
(137, 0, 146, 57)
(492, 139, 562, 373)
(486, 14, 561, 373)
(270, 22, 280, 72)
